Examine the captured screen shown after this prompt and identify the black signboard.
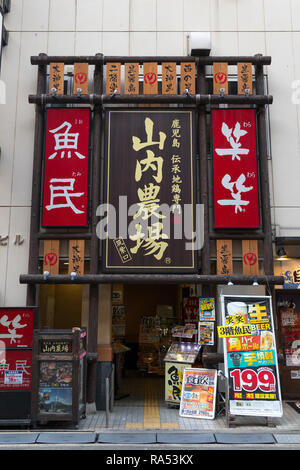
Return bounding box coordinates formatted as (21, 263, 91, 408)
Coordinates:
(103, 109, 197, 273)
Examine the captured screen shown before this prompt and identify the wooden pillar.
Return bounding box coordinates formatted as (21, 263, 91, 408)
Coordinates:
(197, 60, 210, 297)
(27, 53, 47, 307)
(255, 57, 274, 275)
(87, 53, 103, 404)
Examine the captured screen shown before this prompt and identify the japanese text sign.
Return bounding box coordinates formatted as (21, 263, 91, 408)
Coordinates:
(42, 108, 90, 227)
(103, 110, 196, 272)
(0, 308, 35, 349)
(220, 295, 282, 418)
(212, 109, 260, 229)
(179, 368, 217, 419)
(68, 239, 85, 275)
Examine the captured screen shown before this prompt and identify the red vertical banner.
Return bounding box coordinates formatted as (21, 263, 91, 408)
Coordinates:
(212, 109, 260, 229)
(42, 108, 90, 227)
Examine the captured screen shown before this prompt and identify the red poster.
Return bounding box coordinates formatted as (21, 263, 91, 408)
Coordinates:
(0, 350, 32, 390)
(212, 109, 259, 228)
(42, 108, 90, 227)
(0, 308, 35, 349)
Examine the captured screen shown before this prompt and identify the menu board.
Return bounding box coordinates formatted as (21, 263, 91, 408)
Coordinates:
(198, 322, 214, 346)
(220, 295, 283, 418)
(179, 368, 217, 419)
(38, 361, 73, 415)
(164, 342, 201, 364)
(165, 362, 188, 404)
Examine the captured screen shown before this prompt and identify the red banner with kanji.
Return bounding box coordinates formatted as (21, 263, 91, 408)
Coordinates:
(42, 108, 90, 227)
(212, 109, 260, 229)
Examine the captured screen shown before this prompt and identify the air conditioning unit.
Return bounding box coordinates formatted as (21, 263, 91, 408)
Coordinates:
(187, 32, 211, 56)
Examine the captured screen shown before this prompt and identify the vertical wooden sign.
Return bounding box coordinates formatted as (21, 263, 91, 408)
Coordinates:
(162, 62, 177, 94)
(237, 62, 253, 95)
(125, 63, 139, 94)
(73, 62, 89, 94)
(242, 240, 259, 275)
(49, 63, 64, 95)
(180, 62, 195, 94)
(213, 62, 228, 95)
(143, 62, 158, 94)
(68, 240, 85, 275)
(43, 240, 60, 275)
(106, 62, 121, 94)
(217, 240, 233, 276)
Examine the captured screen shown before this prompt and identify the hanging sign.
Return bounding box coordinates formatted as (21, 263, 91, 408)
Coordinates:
(49, 62, 64, 95)
(237, 62, 253, 95)
(68, 239, 85, 275)
(180, 62, 195, 94)
(213, 62, 228, 94)
(73, 62, 89, 94)
(125, 63, 139, 95)
(242, 239, 259, 275)
(162, 62, 177, 94)
(179, 368, 217, 419)
(106, 62, 121, 94)
(42, 108, 90, 227)
(216, 239, 233, 275)
(43, 240, 60, 275)
(220, 295, 283, 418)
(143, 63, 158, 94)
(199, 298, 215, 321)
(103, 109, 196, 272)
(212, 108, 260, 229)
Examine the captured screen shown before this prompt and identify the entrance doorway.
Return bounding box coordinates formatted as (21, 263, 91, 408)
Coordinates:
(38, 284, 83, 329)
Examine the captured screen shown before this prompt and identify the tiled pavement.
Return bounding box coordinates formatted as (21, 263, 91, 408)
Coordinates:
(79, 376, 300, 432)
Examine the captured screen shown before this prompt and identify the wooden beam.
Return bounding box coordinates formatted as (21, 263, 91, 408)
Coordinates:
(19, 274, 284, 285)
(28, 93, 273, 105)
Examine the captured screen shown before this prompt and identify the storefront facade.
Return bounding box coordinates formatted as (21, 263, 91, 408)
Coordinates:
(0, 1, 300, 415)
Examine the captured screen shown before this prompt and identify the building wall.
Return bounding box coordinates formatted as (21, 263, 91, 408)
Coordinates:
(0, 0, 299, 305)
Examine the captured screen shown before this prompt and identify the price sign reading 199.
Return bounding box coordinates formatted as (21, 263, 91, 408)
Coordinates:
(230, 368, 276, 393)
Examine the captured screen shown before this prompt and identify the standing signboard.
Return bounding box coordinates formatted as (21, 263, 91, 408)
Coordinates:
(212, 109, 260, 229)
(179, 368, 217, 419)
(42, 107, 90, 227)
(103, 109, 196, 272)
(219, 296, 283, 418)
(0, 307, 37, 424)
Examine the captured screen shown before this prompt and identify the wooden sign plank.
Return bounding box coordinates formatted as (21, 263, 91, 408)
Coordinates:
(49, 62, 64, 95)
(73, 62, 89, 94)
(217, 240, 233, 276)
(125, 63, 139, 95)
(213, 62, 228, 95)
(106, 62, 121, 95)
(68, 239, 85, 275)
(180, 62, 195, 94)
(242, 240, 259, 275)
(143, 62, 158, 94)
(237, 62, 253, 95)
(43, 240, 60, 275)
(162, 62, 177, 94)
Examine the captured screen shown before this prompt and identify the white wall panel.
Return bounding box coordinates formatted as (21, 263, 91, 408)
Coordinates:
(103, 0, 129, 32)
(49, 0, 76, 31)
(0, 208, 10, 307)
(130, 32, 156, 56)
(76, 0, 103, 31)
(11, 32, 48, 208)
(0, 32, 21, 207)
(183, 0, 210, 32)
(22, 0, 50, 31)
(5, 207, 31, 306)
(264, 0, 292, 31)
(157, 0, 183, 31)
(130, 0, 156, 31)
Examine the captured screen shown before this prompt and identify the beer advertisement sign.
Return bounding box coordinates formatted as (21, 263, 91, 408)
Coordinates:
(103, 110, 197, 272)
(220, 296, 283, 418)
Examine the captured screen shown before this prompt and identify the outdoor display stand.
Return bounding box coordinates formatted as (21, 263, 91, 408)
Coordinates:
(164, 342, 201, 406)
(219, 295, 283, 428)
(31, 328, 87, 428)
(0, 307, 38, 426)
